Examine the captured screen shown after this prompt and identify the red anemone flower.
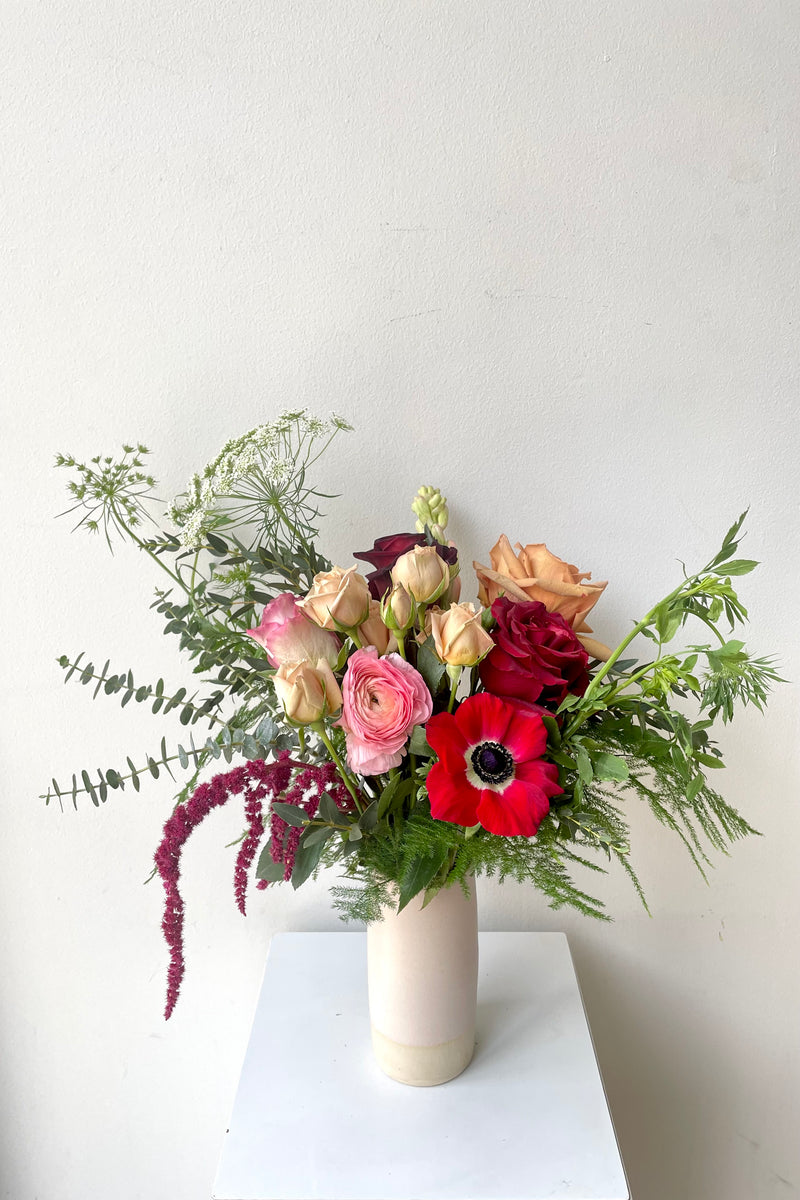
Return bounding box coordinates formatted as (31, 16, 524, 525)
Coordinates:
(425, 693, 562, 837)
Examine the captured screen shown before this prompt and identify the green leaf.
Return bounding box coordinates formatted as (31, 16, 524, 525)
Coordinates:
(408, 725, 434, 757)
(590, 752, 629, 782)
(93, 660, 110, 699)
(397, 848, 449, 912)
(686, 776, 704, 803)
(415, 638, 447, 694)
(720, 559, 758, 576)
(255, 843, 285, 883)
(271, 801, 308, 827)
(291, 829, 328, 888)
(242, 733, 262, 760)
(540, 713, 561, 746)
(575, 744, 593, 785)
(301, 825, 334, 847)
(377, 775, 402, 819)
(379, 776, 414, 819)
(319, 792, 343, 825)
(721, 510, 748, 549)
(693, 752, 725, 769)
(64, 652, 84, 683)
(163, 687, 187, 714)
(127, 757, 140, 792)
(81, 769, 98, 806)
(655, 604, 682, 643)
(358, 800, 378, 832)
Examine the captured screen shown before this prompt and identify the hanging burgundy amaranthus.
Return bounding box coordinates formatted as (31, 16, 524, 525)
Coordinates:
(154, 754, 344, 1019)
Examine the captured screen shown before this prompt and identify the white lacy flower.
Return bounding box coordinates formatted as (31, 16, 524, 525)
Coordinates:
(167, 409, 347, 546)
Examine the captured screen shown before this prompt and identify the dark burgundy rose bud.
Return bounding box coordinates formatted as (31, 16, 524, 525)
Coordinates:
(479, 597, 590, 709)
(354, 533, 458, 600)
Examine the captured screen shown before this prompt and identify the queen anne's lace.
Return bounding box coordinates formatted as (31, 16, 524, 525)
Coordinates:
(167, 410, 350, 548)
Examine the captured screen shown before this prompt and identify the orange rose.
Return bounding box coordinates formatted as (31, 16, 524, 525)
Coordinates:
(474, 537, 610, 657)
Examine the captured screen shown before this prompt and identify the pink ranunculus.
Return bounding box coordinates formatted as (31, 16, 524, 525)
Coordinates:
(247, 594, 340, 668)
(337, 647, 432, 775)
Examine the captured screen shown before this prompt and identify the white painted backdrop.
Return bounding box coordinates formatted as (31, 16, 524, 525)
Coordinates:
(2, 4, 799, 1198)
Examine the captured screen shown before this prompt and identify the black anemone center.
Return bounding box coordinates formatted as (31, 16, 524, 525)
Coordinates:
(471, 741, 514, 785)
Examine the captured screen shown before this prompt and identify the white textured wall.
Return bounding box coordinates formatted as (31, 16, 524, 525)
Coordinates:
(2, 4, 799, 1198)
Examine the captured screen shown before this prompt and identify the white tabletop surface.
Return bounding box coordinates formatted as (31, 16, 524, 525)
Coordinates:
(213, 932, 629, 1200)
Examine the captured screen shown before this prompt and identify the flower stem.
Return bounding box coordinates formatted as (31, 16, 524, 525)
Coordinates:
(447, 667, 462, 713)
(313, 723, 364, 813)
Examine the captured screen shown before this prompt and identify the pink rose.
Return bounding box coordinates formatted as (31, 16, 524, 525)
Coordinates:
(247, 594, 340, 668)
(337, 647, 432, 775)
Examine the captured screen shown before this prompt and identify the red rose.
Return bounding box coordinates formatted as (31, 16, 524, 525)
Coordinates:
(354, 533, 457, 600)
(479, 597, 590, 709)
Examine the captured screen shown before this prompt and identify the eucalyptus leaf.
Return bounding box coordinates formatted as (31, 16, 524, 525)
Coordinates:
(255, 843, 286, 883)
(271, 801, 308, 827)
(408, 726, 434, 757)
(291, 832, 328, 888)
(319, 793, 342, 824)
(358, 800, 378, 832)
(301, 825, 334, 848)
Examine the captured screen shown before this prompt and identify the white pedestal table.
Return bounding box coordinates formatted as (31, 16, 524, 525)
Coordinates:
(213, 932, 629, 1200)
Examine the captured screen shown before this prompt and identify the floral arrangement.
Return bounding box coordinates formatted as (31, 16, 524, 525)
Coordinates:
(47, 411, 780, 1017)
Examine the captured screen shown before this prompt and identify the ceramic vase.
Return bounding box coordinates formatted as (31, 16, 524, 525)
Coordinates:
(367, 877, 478, 1086)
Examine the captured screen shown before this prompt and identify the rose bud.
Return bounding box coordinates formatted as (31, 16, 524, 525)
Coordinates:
(300, 566, 371, 631)
(391, 544, 451, 604)
(353, 532, 428, 600)
(380, 582, 414, 632)
(358, 600, 397, 655)
(430, 602, 495, 667)
(273, 658, 343, 725)
(247, 593, 340, 668)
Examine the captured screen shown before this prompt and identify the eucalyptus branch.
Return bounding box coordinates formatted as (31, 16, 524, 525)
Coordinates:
(56, 653, 227, 727)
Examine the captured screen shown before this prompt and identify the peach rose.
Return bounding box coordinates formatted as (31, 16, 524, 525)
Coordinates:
(379, 582, 414, 632)
(358, 600, 398, 656)
(391, 545, 451, 604)
(299, 566, 371, 631)
(272, 658, 343, 725)
(474, 537, 607, 634)
(430, 602, 494, 667)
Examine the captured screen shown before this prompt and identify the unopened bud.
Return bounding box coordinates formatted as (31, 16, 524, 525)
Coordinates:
(380, 582, 414, 631)
(411, 485, 449, 542)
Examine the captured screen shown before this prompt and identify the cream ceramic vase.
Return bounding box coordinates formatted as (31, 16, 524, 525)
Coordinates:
(367, 877, 478, 1086)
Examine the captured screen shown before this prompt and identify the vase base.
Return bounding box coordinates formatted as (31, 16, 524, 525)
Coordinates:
(370, 1024, 476, 1087)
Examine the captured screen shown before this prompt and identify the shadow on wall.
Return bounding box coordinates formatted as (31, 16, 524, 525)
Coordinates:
(570, 935, 795, 1200)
